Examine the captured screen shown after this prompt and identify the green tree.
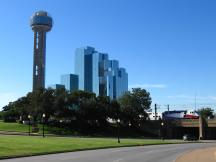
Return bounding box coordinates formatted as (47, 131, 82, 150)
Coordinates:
(26, 89, 43, 122)
(13, 96, 30, 120)
(0, 111, 3, 120)
(118, 88, 152, 126)
(108, 100, 121, 120)
(95, 96, 110, 125)
(198, 108, 214, 119)
(39, 88, 55, 121)
(73, 90, 97, 123)
(53, 88, 70, 119)
(26, 88, 56, 122)
(2, 102, 19, 122)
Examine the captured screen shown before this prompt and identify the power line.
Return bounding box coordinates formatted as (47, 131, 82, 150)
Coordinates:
(151, 103, 216, 112)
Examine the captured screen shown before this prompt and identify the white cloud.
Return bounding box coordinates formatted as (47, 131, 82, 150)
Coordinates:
(129, 84, 167, 89)
(0, 92, 21, 109)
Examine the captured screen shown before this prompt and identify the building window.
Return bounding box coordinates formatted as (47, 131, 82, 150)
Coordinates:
(35, 65, 38, 76)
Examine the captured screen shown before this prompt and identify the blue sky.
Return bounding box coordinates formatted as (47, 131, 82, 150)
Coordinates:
(0, 0, 216, 111)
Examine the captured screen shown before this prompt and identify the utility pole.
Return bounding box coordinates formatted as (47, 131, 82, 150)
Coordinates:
(195, 92, 197, 111)
(167, 104, 170, 112)
(155, 104, 157, 120)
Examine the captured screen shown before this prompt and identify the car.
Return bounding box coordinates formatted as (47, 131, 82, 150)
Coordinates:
(183, 134, 198, 141)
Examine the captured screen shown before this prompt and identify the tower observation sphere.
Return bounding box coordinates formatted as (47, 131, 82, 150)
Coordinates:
(30, 11, 53, 91)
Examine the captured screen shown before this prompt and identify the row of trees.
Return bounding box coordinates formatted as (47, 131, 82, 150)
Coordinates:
(2, 88, 152, 128)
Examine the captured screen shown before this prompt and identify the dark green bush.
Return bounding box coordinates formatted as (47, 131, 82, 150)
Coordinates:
(2, 110, 19, 122)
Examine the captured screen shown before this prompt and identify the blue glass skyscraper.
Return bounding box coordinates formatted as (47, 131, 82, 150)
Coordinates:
(75, 46, 128, 99)
(61, 74, 78, 92)
(75, 47, 94, 91)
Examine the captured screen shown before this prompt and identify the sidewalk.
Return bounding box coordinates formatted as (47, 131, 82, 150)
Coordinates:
(176, 147, 216, 162)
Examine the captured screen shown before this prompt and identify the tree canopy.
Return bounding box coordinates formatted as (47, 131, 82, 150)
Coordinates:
(197, 107, 214, 119)
(1, 87, 152, 128)
(118, 88, 152, 126)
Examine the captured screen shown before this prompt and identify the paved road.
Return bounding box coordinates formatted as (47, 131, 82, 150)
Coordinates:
(1, 143, 215, 162)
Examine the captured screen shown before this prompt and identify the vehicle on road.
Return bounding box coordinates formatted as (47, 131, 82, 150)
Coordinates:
(183, 134, 198, 141)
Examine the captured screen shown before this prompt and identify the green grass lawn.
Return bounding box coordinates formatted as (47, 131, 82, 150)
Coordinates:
(0, 121, 67, 135)
(0, 121, 187, 159)
(0, 135, 183, 159)
(0, 121, 28, 132)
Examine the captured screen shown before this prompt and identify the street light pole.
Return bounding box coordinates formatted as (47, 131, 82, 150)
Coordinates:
(42, 113, 46, 138)
(117, 119, 120, 143)
(161, 122, 164, 140)
(28, 115, 31, 136)
(129, 122, 131, 127)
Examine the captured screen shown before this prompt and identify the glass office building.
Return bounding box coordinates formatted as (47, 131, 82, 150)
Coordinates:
(61, 74, 78, 92)
(117, 68, 128, 97)
(48, 84, 65, 90)
(93, 52, 108, 96)
(75, 47, 94, 91)
(75, 46, 128, 99)
(106, 61, 128, 99)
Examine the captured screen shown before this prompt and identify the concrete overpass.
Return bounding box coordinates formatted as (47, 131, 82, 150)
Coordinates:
(142, 118, 216, 139)
(164, 118, 216, 139)
(171, 119, 216, 127)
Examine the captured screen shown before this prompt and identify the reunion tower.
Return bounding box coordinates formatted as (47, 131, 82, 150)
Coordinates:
(30, 11, 53, 91)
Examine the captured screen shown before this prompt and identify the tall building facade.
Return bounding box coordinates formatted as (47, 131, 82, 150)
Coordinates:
(48, 84, 65, 90)
(75, 46, 128, 99)
(61, 74, 79, 92)
(30, 11, 53, 91)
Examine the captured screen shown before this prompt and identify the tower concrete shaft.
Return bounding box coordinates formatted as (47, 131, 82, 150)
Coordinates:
(30, 11, 52, 91)
(33, 31, 46, 90)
